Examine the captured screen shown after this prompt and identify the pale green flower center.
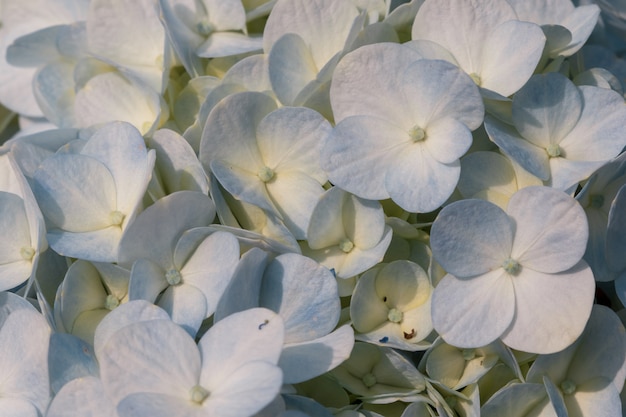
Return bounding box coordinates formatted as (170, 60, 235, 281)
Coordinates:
(362, 373, 377, 388)
(462, 348, 476, 361)
(109, 210, 125, 227)
(387, 308, 403, 323)
(20, 246, 35, 261)
(196, 20, 214, 36)
(338, 238, 354, 253)
(104, 294, 120, 311)
(501, 257, 521, 276)
(165, 269, 183, 286)
(546, 143, 562, 158)
(560, 379, 576, 395)
(590, 194, 604, 209)
(409, 125, 426, 142)
(469, 72, 481, 85)
(190, 385, 210, 404)
(257, 166, 275, 182)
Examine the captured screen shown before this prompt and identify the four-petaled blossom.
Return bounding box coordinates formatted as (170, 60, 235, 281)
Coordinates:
(430, 186, 595, 354)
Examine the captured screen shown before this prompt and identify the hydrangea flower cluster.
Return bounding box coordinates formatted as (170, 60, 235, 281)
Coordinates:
(1, 0, 626, 416)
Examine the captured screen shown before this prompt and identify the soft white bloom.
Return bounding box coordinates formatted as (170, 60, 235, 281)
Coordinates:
(0, 0, 89, 117)
(0, 292, 51, 416)
(411, 0, 545, 98)
(118, 191, 237, 336)
(485, 72, 626, 191)
(507, 0, 600, 58)
(430, 186, 595, 353)
(32, 121, 155, 262)
(331, 342, 426, 404)
(481, 305, 626, 417)
(263, 0, 367, 116)
(200, 91, 331, 240)
(350, 260, 433, 351)
(87, 0, 169, 93)
(458, 151, 543, 209)
(160, 0, 262, 76)
(98, 305, 285, 417)
(0, 152, 46, 291)
(216, 248, 354, 384)
(53, 260, 129, 344)
(301, 187, 392, 279)
(323, 42, 484, 212)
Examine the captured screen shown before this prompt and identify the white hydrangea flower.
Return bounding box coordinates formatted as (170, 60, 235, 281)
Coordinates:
(98, 305, 285, 417)
(0, 152, 47, 291)
(199, 91, 331, 240)
(0, 292, 51, 416)
(118, 191, 238, 337)
(160, 0, 262, 76)
(350, 260, 433, 351)
(215, 248, 354, 384)
(485, 72, 626, 191)
(32, 122, 155, 262)
(301, 187, 392, 279)
(430, 186, 595, 353)
(458, 151, 543, 210)
(481, 305, 626, 417)
(507, 0, 600, 59)
(411, 0, 546, 98)
(323, 42, 484, 212)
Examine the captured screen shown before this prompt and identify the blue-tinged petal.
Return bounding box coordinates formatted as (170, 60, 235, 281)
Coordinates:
(48, 333, 99, 394)
(158, 284, 207, 338)
(261, 253, 339, 344)
(431, 199, 513, 277)
(481, 383, 548, 417)
(484, 115, 550, 181)
(46, 376, 117, 417)
(279, 325, 354, 384)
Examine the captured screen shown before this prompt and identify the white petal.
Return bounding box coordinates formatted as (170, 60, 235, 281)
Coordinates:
(128, 258, 168, 303)
(329, 42, 423, 124)
(512, 73, 583, 147)
(401, 59, 484, 129)
(321, 116, 405, 200)
(501, 261, 595, 354)
(213, 248, 268, 322)
(48, 333, 99, 394)
(508, 186, 588, 273)
(158, 285, 207, 337)
(99, 319, 200, 403)
(480, 21, 545, 97)
(265, 171, 324, 240)
(485, 115, 551, 180)
(74, 72, 161, 135)
(87, 0, 166, 92)
(481, 383, 548, 417)
(305, 187, 350, 250)
(279, 325, 354, 384)
(261, 253, 339, 344)
(47, 227, 123, 262)
(178, 231, 239, 315)
(431, 199, 513, 277)
(385, 142, 460, 213)
(411, 0, 517, 73)
(199, 308, 284, 388)
(431, 270, 515, 348)
(118, 191, 215, 268)
(423, 118, 473, 164)
(199, 91, 276, 173)
(203, 361, 283, 417)
(93, 300, 170, 359)
(0, 309, 50, 413)
(33, 154, 116, 232)
(267, 33, 318, 106)
(196, 32, 262, 58)
(117, 393, 199, 417)
(46, 376, 117, 417)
